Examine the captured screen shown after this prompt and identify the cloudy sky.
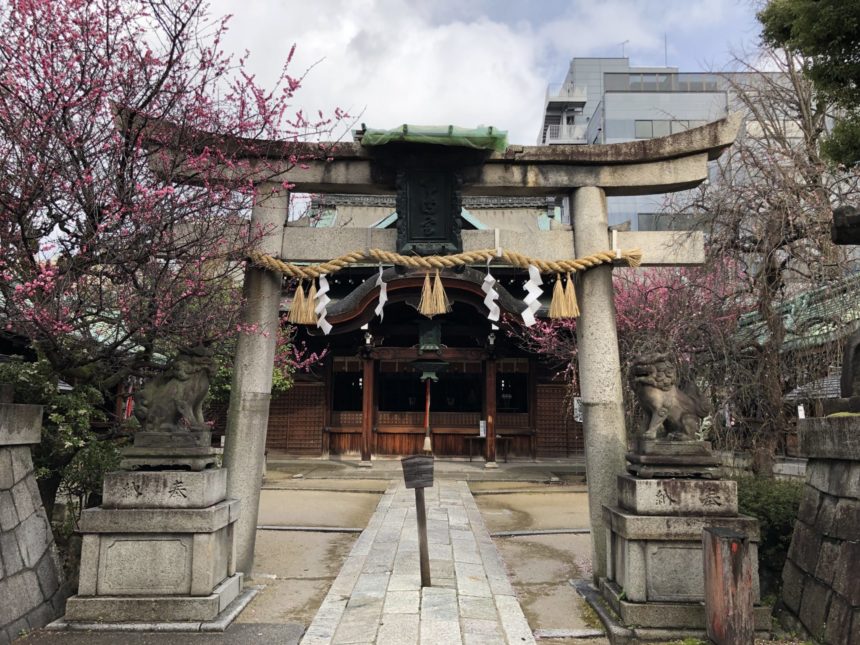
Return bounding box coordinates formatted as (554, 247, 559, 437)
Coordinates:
(210, 0, 762, 145)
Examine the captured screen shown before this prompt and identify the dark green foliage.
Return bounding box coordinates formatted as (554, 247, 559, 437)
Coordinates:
(0, 357, 108, 515)
(759, 0, 860, 166)
(61, 439, 121, 508)
(736, 476, 804, 596)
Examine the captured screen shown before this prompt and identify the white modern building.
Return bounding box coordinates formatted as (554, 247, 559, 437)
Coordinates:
(539, 58, 729, 230)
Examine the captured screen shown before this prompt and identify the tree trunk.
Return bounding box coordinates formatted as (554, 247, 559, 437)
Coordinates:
(37, 472, 63, 523)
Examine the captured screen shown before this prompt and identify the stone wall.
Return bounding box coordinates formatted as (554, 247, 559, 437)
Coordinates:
(0, 403, 66, 645)
(779, 417, 860, 645)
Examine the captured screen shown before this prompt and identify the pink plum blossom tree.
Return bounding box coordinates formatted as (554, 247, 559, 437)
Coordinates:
(0, 0, 341, 390)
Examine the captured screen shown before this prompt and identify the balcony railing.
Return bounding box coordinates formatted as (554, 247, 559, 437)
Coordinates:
(544, 123, 587, 144)
(545, 83, 586, 106)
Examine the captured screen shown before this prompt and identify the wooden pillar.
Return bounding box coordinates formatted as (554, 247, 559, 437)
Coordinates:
(704, 527, 754, 645)
(528, 359, 537, 460)
(322, 356, 332, 456)
(361, 357, 374, 462)
(485, 358, 497, 463)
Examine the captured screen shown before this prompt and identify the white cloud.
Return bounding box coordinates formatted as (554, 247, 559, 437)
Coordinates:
(208, 0, 759, 145)
(211, 0, 546, 144)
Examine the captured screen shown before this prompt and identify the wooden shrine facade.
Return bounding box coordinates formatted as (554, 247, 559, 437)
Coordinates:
(265, 355, 582, 460)
(263, 287, 583, 460)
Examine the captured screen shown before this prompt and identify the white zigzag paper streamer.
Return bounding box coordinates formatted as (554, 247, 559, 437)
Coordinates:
(521, 264, 543, 327)
(314, 274, 332, 335)
(374, 266, 388, 321)
(482, 269, 500, 322)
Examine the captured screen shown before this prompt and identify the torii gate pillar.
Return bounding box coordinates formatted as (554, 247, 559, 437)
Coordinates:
(223, 183, 288, 575)
(572, 186, 627, 582)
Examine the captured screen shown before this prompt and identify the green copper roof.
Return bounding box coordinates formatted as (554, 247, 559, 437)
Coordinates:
(737, 272, 860, 352)
(359, 125, 508, 152)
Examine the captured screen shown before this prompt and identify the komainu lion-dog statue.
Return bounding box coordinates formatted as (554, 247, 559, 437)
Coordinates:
(134, 345, 215, 432)
(629, 351, 710, 441)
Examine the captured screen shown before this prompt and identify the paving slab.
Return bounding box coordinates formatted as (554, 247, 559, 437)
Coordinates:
(300, 481, 536, 644)
(14, 623, 304, 644)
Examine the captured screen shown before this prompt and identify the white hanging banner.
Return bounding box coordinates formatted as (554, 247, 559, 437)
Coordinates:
(521, 264, 543, 327)
(314, 274, 332, 335)
(481, 266, 500, 322)
(374, 266, 388, 321)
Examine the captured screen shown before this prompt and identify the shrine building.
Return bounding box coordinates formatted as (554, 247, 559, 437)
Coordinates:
(264, 191, 582, 462)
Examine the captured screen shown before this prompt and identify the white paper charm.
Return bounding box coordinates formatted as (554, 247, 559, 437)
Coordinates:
(482, 268, 500, 322)
(314, 274, 332, 335)
(374, 266, 388, 321)
(521, 264, 543, 327)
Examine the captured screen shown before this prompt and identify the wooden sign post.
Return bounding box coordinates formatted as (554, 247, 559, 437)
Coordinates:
(401, 455, 434, 587)
(703, 527, 754, 645)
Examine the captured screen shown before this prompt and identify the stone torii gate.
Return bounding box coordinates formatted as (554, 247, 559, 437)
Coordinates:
(165, 115, 741, 579)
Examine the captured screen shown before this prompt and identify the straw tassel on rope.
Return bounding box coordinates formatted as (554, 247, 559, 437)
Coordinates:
(305, 280, 319, 324)
(564, 273, 579, 318)
(287, 280, 306, 324)
(549, 275, 565, 318)
(418, 270, 450, 318)
(287, 280, 318, 325)
(432, 269, 451, 315)
(418, 272, 434, 316)
(549, 273, 580, 319)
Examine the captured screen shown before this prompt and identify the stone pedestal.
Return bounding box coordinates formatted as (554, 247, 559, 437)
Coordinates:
(597, 442, 771, 639)
(120, 431, 219, 471)
(64, 468, 243, 625)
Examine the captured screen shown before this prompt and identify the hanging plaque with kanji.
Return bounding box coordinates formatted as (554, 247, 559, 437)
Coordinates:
(396, 169, 463, 256)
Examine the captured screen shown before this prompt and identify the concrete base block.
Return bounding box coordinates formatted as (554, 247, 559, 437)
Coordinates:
(102, 469, 227, 509)
(79, 498, 239, 534)
(617, 475, 738, 516)
(603, 505, 761, 604)
(600, 578, 771, 631)
(131, 431, 212, 449)
(119, 449, 220, 472)
(64, 573, 243, 623)
(632, 439, 713, 456)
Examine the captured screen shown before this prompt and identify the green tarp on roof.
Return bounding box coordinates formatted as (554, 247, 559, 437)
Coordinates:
(360, 124, 508, 153)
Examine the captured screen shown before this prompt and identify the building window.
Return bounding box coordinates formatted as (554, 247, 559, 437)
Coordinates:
(652, 120, 670, 138)
(634, 120, 653, 138)
(671, 120, 689, 134)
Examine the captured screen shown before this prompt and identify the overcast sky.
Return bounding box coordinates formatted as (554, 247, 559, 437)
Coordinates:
(209, 0, 762, 145)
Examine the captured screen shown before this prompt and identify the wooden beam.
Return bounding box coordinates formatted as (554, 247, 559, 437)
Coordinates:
(371, 347, 487, 362)
(281, 228, 705, 267)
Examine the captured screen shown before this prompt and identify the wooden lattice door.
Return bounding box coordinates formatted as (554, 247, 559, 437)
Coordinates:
(266, 383, 325, 454)
(535, 384, 584, 457)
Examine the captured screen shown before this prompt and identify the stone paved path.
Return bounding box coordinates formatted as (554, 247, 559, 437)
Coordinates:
(300, 480, 536, 645)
